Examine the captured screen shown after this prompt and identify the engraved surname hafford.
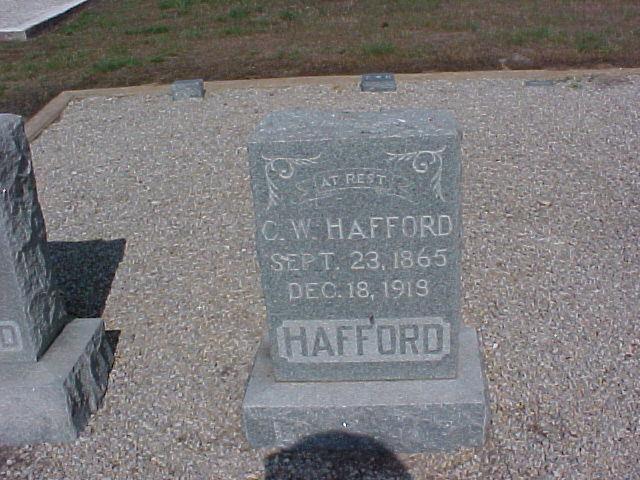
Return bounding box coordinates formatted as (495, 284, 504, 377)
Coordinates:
(277, 317, 450, 363)
(0, 321, 23, 352)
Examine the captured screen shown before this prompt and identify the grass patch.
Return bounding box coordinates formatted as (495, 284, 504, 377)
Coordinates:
(180, 26, 203, 38)
(44, 51, 87, 71)
(279, 10, 298, 21)
(228, 6, 251, 20)
(21, 61, 39, 76)
(399, 0, 441, 9)
(158, 0, 193, 13)
(146, 54, 166, 63)
(60, 11, 98, 34)
(221, 25, 246, 36)
(575, 31, 611, 53)
(125, 25, 170, 35)
(92, 55, 141, 73)
(59, 10, 118, 34)
(362, 41, 396, 56)
(274, 48, 302, 61)
(509, 26, 552, 45)
(442, 18, 479, 32)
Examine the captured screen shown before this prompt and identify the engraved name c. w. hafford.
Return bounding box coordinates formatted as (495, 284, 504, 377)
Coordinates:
(261, 214, 453, 303)
(277, 317, 450, 363)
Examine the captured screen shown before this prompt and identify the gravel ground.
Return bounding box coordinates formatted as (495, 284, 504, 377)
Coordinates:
(0, 73, 639, 479)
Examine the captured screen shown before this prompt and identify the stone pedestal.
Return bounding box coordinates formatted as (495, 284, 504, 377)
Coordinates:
(0, 318, 113, 445)
(244, 326, 487, 452)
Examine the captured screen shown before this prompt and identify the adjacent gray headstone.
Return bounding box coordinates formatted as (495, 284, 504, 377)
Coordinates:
(243, 109, 488, 452)
(171, 79, 205, 100)
(360, 73, 396, 92)
(0, 115, 67, 363)
(0, 114, 113, 445)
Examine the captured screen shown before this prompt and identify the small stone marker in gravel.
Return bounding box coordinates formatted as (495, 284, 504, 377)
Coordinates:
(360, 73, 397, 92)
(524, 79, 556, 87)
(243, 109, 488, 452)
(171, 79, 205, 100)
(0, 114, 114, 445)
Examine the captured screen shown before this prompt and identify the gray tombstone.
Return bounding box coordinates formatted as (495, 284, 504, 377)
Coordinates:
(171, 79, 205, 100)
(0, 114, 113, 445)
(360, 73, 397, 92)
(0, 115, 67, 363)
(243, 109, 488, 452)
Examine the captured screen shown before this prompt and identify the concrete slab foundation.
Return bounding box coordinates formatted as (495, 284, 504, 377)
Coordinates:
(243, 326, 489, 453)
(0, 0, 92, 41)
(0, 318, 114, 445)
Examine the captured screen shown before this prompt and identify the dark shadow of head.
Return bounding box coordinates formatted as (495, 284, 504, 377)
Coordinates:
(264, 431, 412, 480)
(48, 238, 126, 318)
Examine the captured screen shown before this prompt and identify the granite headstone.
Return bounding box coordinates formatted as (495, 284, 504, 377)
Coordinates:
(0, 115, 67, 363)
(248, 109, 460, 382)
(0, 114, 114, 445)
(242, 109, 488, 452)
(360, 73, 397, 92)
(171, 79, 205, 100)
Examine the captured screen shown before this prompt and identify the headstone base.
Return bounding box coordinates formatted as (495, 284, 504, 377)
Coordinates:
(0, 318, 114, 445)
(243, 326, 488, 453)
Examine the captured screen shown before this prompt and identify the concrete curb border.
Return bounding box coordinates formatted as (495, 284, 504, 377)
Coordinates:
(24, 67, 640, 143)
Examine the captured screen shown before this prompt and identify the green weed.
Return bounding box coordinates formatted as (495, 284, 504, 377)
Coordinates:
(228, 6, 250, 20)
(61, 11, 117, 33)
(60, 12, 97, 34)
(288, 48, 302, 61)
(274, 48, 302, 61)
(175, 0, 193, 12)
(44, 52, 74, 71)
(509, 26, 552, 45)
(362, 41, 396, 56)
(399, 0, 440, 9)
(158, 0, 193, 13)
(146, 54, 166, 63)
(22, 61, 40, 76)
(222, 25, 245, 36)
(575, 31, 610, 53)
(181, 26, 203, 38)
(92, 55, 140, 73)
(279, 10, 298, 21)
(125, 25, 170, 35)
(440, 18, 479, 32)
(252, 16, 272, 31)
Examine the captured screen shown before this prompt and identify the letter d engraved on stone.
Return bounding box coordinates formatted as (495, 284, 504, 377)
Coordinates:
(277, 318, 450, 363)
(0, 322, 22, 351)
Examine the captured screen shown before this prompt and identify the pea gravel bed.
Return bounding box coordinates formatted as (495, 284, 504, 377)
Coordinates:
(1, 73, 639, 479)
